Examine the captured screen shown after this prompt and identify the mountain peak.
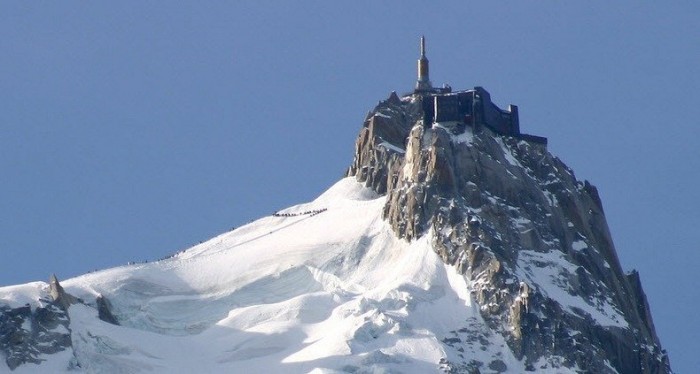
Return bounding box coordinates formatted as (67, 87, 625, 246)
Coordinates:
(0, 42, 671, 373)
(347, 88, 671, 372)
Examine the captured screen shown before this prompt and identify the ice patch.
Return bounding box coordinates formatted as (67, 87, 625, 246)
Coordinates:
(373, 112, 391, 119)
(452, 126, 474, 144)
(572, 240, 588, 251)
(378, 141, 405, 154)
(496, 137, 521, 167)
(543, 191, 559, 207)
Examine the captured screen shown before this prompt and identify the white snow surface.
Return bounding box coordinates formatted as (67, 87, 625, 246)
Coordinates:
(378, 141, 405, 154)
(0, 178, 619, 373)
(1, 178, 532, 373)
(572, 240, 588, 252)
(495, 137, 521, 167)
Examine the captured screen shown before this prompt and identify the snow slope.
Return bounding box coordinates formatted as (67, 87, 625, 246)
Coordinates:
(2, 178, 552, 373)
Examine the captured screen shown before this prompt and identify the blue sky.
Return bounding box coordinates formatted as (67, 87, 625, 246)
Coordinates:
(1, 2, 698, 371)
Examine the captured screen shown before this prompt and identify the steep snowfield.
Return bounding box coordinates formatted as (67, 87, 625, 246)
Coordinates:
(2, 178, 535, 373)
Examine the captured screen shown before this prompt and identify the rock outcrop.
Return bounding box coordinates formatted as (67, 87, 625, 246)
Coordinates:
(0, 276, 75, 370)
(96, 294, 119, 326)
(348, 92, 671, 373)
(49, 274, 78, 311)
(0, 275, 121, 370)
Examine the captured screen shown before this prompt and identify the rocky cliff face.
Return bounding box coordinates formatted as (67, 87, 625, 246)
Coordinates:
(0, 276, 119, 370)
(348, 92, 671, 373)
(0, 277, 75, 370)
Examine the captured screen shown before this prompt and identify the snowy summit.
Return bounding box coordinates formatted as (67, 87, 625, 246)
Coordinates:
(0, 37, 671, 373)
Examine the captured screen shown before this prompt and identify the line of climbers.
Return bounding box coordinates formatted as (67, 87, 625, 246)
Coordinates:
(272, 208, 328, 218)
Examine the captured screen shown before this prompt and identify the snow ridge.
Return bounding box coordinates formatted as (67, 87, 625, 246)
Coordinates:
(1, 179, 529, 373)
